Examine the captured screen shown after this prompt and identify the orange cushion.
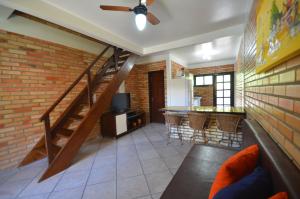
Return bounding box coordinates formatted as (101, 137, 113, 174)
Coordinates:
(209, 144, 259, 199)
(269, 192, 288, 199)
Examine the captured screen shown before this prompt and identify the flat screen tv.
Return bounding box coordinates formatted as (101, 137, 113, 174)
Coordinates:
(111, 93, 131, 113)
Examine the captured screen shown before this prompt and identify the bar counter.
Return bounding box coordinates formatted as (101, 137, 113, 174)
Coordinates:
(161, 106, 245, 115)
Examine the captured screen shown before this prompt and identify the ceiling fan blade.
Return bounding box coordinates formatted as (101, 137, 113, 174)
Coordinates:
(147, 12, 160, 25)
(146, 0, 155, 6)
(100, 5, 132, 12)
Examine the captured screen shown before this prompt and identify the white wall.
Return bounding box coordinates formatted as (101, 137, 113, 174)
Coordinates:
(0, 11, 106, 55)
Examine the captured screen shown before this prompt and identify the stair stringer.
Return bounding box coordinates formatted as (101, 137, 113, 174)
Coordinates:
(39, 55, 138, 181)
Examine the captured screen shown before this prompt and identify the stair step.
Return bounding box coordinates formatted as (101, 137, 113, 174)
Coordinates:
(57, 128, 74, 138)
(52, 144, 62, 155)
(120, 51, 131, 57)
(99, 80, 110, 84)
(35, 146, 47, 156)
(69, 114, 84, 120)
(118, 56, 128, 61)
(105, 71, 118, 76)
(79, 103, 88, 107)
(35, 144, 61, 156)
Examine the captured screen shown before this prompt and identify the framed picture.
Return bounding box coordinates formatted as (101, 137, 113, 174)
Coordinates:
(256, 0, 300, 73)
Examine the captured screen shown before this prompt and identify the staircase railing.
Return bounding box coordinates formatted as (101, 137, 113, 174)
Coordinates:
(39, 45, 111, 162)
(39, 54, 137, 181)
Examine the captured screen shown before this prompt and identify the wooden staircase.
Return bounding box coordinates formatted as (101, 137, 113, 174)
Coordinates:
(18, 45, 137, 182)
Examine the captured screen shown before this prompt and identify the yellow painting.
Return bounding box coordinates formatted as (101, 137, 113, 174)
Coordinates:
(256, 0, 300, 73)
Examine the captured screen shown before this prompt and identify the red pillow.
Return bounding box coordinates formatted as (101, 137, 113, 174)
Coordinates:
(269, 192, 288, 199)
(209, 144, 259, 199)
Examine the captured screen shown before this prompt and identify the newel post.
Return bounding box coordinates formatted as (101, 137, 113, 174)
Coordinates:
(44, 115, 54, 163)
(87, 69, 93, 108)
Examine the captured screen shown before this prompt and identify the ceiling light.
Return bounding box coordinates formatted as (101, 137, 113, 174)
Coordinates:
(133, 4, 147, 31)
(135, 14, 146, 31)
(202, 54, 211, 60)
(195, 42, 218, 61)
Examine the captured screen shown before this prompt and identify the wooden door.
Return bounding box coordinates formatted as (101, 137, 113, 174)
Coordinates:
(148, 70, 165, 123)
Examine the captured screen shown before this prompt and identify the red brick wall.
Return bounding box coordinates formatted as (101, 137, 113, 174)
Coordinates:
(194, 86, 214, 106)
(188, 65, 234, 106)
(171, 61, 184, 79)
(236, 1, 300, 168)
(125, 61, 166, 122)
(0, 30, 104, 170)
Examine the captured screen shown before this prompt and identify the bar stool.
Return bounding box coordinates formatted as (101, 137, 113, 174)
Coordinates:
(216, 114, 241, 147)
(164, 112, 184, 145)
(188, 112, 210, 144)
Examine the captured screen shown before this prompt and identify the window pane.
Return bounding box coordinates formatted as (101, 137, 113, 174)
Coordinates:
(224, 82, 231, 90)
(217, 83, 223, 90)
(216, 75, 223, 82)
(224, 75, 231, 82)
(217, 98, 224, 105)
(217, 91, 223, 97)
(224, 98, 231, 105)
(196, 76, 204, 85)
(224, 90, 231, 97)
(204, 76, 213, 85)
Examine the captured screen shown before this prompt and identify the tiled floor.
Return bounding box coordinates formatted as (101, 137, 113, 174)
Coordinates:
(0, 123, 193, 199)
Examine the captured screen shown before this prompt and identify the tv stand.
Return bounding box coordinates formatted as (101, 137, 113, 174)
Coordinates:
(101, 110, 146, 138)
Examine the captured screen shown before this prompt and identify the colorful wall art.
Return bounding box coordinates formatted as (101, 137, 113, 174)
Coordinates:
(256, 0, 300, 73)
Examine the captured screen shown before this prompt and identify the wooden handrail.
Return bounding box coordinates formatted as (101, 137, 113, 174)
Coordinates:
(40, 45, 111, 121)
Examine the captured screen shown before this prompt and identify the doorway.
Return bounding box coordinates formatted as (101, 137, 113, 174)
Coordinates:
(213, 72, 234, 107)
(148, 70, 165, 123)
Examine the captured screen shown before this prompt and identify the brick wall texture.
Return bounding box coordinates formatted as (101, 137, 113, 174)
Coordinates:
(171, 61, 184, 79)
(236, 0, 300, 168)
(0, 29, 104, 170)
(125, 61, 166, 123)
(188, 65, 234, 106)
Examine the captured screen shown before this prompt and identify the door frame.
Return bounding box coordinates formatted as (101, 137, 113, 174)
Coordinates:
(148, 70, 165, 123)
(213, 72, 235, 107)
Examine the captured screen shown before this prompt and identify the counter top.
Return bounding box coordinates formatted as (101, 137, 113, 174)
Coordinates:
(161, 106, 245, 114)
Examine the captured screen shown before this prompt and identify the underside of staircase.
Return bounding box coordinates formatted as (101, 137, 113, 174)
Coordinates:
(18, 45, 138, 182)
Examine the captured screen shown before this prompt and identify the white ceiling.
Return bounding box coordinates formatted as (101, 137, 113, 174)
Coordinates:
(43, 0, 250, 48)
(170, 35, 242, 66)
(0, 0, 252, 64)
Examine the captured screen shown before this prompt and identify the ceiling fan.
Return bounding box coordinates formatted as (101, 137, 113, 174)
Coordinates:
(100, 0, 160, 31)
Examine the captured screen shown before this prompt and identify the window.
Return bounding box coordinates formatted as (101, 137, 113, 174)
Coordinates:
(193, 72, 234, 107)
(194, 75, 213, 86)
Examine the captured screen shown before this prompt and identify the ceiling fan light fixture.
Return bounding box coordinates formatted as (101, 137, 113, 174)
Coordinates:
(135, 13, 146, 31)
(134, 5, 147, 31)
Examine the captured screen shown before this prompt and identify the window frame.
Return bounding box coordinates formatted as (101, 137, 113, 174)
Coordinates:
(213, 72, 235, 107)
(194, 74, 214, 87)
(193, 72, 235, 107)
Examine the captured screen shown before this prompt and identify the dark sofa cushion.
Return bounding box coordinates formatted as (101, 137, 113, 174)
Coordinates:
(209, 144, 259, 199)
(213, 167, 272, 199)
(161, 145, 237, 199)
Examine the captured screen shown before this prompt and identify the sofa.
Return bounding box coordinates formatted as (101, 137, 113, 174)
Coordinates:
(161, 119, 300, 199)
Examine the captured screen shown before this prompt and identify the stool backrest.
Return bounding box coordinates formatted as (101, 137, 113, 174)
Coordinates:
(216, 114, 241, 133)
(187, 112, 208, 130)
(164, 113, 182, 126)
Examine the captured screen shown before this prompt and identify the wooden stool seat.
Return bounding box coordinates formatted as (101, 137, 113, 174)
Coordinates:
(164, 113, 184, 144)
(216, 114, 242, 146)
(188, 112, 209, 143)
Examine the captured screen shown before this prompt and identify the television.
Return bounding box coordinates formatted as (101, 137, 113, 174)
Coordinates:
(111, 93, 131, 113)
